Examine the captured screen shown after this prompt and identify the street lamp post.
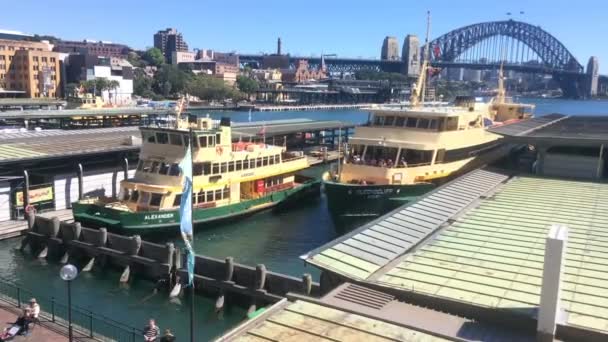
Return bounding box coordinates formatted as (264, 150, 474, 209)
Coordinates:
(60, 264, 78, 342)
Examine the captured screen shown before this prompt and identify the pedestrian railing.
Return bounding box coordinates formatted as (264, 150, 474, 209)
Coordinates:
(0, 278, 141, 342)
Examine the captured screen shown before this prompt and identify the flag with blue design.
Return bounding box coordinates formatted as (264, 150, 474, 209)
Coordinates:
(179, 139, 195, 285)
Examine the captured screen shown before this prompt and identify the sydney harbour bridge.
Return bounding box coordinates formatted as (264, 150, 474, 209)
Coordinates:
(240, 20, 604, 98)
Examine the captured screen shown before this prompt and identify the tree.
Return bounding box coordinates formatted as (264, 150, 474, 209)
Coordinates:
(127, 51, 146, 68)
(107, 80, 121, 104)
(143, 48, 165, 67)
(153, 65, 192, 97)
(236, 75, 259, 97)
(355, 70, 408, 83)
(186, 74, 241, 101)
(133, 69, 154, 97)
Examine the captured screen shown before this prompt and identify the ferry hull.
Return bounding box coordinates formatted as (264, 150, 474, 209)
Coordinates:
(73, 180, 321, 235)
(324, 180, 435, 219)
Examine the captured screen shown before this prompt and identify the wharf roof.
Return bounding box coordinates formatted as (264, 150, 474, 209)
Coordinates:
(0, 107, 174, 120)
(489, 114, 608, 146)
(306, 169, 608, 337)
(0, 98, 66, 108)
(0, 119, 355, 165)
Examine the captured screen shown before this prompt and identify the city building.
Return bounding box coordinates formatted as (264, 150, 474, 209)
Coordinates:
(153, 28, 188, 61)
(213, 52, 239, 66)
(54, 40, 131, 58)
(196, 49, 214, 60)
(381, 36, 400, 61)
(587, 56, 599, 97)
(262, 37, 290, 69)
(281, 60, 327, 83)
(0, 29, 32, 41)
(0, 39, 62, 98)
(171, 51, 197, 65)
(66, 54, 133, 104)
(179, 60, 239, 85)
(401, 34, 420, 76)
(252, 69, 282, 83)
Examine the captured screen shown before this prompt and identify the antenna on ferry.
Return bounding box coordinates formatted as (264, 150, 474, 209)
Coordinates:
(410, 11, 431, 108)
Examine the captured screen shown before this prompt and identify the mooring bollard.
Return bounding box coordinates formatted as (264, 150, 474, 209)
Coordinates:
(50, 217, 60, 238)
(82, 257, 95, 272)
(302, 273, 312, 296)
(255, 264, 267, 291)
(120, 265, 130, 283)
(224, 257, 234, 282)
(96, 228, 107, 247)
(130, 235, 142, 256)
(72, 222, 82, 241)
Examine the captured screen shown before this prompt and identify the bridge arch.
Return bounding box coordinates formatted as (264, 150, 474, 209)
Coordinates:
(427, 20, 583, 72)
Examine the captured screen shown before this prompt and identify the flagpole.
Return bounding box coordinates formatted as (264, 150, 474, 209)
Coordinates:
(189, 127, 195, 342)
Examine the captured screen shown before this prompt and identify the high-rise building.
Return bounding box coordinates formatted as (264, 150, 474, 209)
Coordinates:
(153, 28, 188, 61)
(54, 40, 131, 58)
(381, 36, 400, 61)
(0, 39, 62, 98)
(401, 35, 420, 76)
(587, 56, 599, 97)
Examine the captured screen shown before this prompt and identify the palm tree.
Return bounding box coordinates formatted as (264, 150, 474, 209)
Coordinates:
(107, 80, 121, 104)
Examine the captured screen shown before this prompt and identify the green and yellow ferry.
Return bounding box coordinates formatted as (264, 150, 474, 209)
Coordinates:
(72, 115, 320, 234)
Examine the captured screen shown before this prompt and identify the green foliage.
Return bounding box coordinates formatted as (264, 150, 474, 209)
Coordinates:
(236, 75, 259, 95)
(355, 70, 408, 83)
(133, 69, 154, 97)
(127, 51, 146, 68)
(434, 80, 486, 100)
(65, 83, 80, 97)
(153, 64, 193, 97)
(143, 48, 165, 67)
(27, 34, 61, 44)
(186, 74, 241, 101)
(80, 78, 113, 96)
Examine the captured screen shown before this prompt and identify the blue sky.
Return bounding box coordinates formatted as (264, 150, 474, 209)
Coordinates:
(3, 0, 606, 72)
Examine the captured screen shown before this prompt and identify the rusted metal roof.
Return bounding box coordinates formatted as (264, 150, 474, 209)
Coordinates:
(306, 169, 509, 280)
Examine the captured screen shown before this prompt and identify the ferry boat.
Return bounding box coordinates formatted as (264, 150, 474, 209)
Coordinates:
(323, 14, 534, 219)
(72, 112, 321, 233)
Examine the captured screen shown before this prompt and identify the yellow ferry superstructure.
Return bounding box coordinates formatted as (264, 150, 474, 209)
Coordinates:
(72, 115, 320, 232)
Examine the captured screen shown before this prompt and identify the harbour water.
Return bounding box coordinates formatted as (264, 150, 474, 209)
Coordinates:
(0, 98, 606, 340)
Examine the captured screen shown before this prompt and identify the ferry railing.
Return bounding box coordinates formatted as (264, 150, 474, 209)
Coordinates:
(0, 278, 140, 342)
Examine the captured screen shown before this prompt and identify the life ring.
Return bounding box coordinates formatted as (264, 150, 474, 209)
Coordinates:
(25, 204, 36, 215)
(216, 146, 223, 155)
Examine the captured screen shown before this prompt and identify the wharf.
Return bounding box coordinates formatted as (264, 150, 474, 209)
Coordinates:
(0, 209, 72, 241)
(254, 104, 370, 111)
(0, 303, 69, 342)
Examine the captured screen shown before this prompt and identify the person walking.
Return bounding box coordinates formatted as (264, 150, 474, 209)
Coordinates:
(160, 329, 176, 342)
(143, 318, 160, 342)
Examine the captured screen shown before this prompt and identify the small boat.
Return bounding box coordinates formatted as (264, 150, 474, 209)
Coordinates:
(72, 104, 321, 234)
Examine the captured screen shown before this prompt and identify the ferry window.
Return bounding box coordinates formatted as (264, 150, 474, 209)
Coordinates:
(216, 133, 221, 145)
(215, 189, 222, 200)
(223, 187, 230, 199)
(406, 117, 418, 128)
(139, 192, 150, 205)
(202, 162, 211, 175)
(256, 158, 262, 168)
(150, 193, 162, 206)
(151, 162, 160, 173)
(446, 117, 458, 131)
(417, 118, 430, 129)
(205, 191, 213, 202)
(212, 163, 219, 174)
(373, 116, 384, 126)
(131, 190, 139, 202)
(429, 119, 438, 130)
(156, 132, 169, 144)
(173, 194, 182, 207)
(221, 162, 227, 173)
(193, 163, 204, 176)
(399, 149, 434, 165)
(184, 135, 190, 147)
(228, 162, 235, 172)
(275, 155, 280, 163)
(208, 136, 215, 147)
(236, 160, 242, 171)
(243, 159, 249, 170)
(269, 156, 275, 165)
(170, 134, 182, 146)
(159, 162, 170, 175)
(143, 131, 156, 143)
(395, 117, 405, 127)
(384, 116, 395, 126)
(199, 136, 207, 148)
(263, 156, 269, 166)
(197, 191, 205, 203)
(168, 164, 180, 176)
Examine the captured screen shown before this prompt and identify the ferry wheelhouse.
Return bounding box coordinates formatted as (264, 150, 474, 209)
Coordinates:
(72, 115, 320, 233)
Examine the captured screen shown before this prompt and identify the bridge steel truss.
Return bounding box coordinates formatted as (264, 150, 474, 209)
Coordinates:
(426, 20, 584, 73)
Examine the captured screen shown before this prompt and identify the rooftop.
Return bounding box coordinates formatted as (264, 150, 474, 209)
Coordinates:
(306, 169, 608, 338)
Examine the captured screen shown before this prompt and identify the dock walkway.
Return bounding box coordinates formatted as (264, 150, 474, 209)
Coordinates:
(0, 209, 73, 241)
